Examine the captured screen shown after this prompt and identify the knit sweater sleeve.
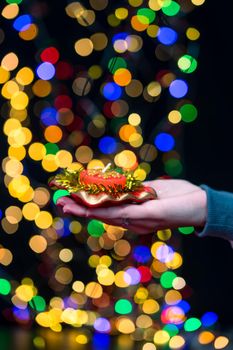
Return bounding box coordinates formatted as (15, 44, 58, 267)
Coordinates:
(196, 185, 233, 240)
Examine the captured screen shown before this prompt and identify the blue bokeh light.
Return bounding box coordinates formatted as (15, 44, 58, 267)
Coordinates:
(40, 107, 57, 126)
(94, 317, 111, 333)
(201, 312, 218, 327)
(99, 136, 117, 154)
(154, 132, 175, 152)
(176, 300, 191, 314)
(169, 79, 188, 98)
(133, 245, 152, 263)
(103, 82, 122, 101)
(158, 27, 178, 46)
(36, 62, 55, 80)
(93, 333, 110, 348)
(13, 15, 32, 32)
(112, 32, 128, 43)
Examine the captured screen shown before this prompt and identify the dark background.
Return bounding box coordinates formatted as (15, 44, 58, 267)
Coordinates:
(183, 1, 233, 329)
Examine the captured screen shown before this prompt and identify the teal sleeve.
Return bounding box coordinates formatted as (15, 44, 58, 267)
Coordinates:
(196, 185, 233, 240)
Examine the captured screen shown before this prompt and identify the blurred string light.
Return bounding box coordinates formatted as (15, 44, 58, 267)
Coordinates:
(1, 0, 230, 347)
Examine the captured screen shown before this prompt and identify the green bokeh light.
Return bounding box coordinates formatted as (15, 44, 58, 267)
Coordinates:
(184, 317, 202, 332)
(108, 57, 127, 73)
(6, 0, 23, 3)
(180, 104, 198, 123)
(53, 189, 70, 204)
(29, 296, 46, 312)
(178, 226, 195, 235)
(115, 299, 133, 314)
(160, 271, 177, 289)
(162, 1, 180, 16)
(178, 55, 198, 73)
(165, 159, 183, 177)
(137, 8, 156, 24)
(0, 279, 11, 295)
(87, 219, 105, 237)
(45, 143, 59, 155)
(163, 324, 179, 336)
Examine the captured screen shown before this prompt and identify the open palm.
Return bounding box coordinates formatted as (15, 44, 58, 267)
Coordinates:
(57, 179, 207, 234)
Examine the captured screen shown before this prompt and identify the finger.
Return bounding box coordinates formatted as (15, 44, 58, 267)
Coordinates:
(57, 196, 76, 206)
(63, 203, 88, 217)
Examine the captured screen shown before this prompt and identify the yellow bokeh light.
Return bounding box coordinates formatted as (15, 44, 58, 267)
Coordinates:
(3, 118, 21, 135)
(0, 66, 10, 84)
(115, 271, 130, 288)
(74, 38, 94, 56)
(166, 252, 183, 270)
(85, 282, 103, 299)
(59, 248, 73, 262)
(169, 335, 185, 349)
(5, 158, 23, 177)
(29, 235, 47, 254)
(129, 133, 143, 148)
(11, 91, 29, 110)
(16, 67, 34, 85)
(0, 248, 13, 266)
(186, 27, 200, 41)
(8, 145, 26, 161)
(28, 142, 46, 161)
(1, 52, 19, 71)
(2, 4, 19, 19)
(128, 113, 141, 126)
(191, 0, 205, 5)
(5, 206, 22, 224)
(8, 175, 30, 198)
(142, 343, 157, 350)
(142, 299, 160, 314)
(69, 220, 82, 234)
(165, 290, 182, 305)
(10, 108, 28, 122)
(55, 150, 73, 168)
(133, 168, 147, 181)
(73, 281, 85, 293)
(15, 284, 34, 302)
(76, 335, 88, 345)
(35, 211, 53, 229)
(8, 127, 32, 146)
(97, 268, 115, 286)
(115, 8, 128, 20)
(168, 111, 182, 124)
(115, 150, 137, 169)
(147, 24, 160, 38)
(157, 229, 172, 241)
(154, 330, 170, 345)
(87, 159, 104, 170)
(116, 317, 135, 334)
(2, 80, 19, 99)
(136, 315, 153, 329)
(22, 202, 40, 221)
(214, 337, 229, 349)
(42, 154, 59, 172)
(147, 82, 162, 97)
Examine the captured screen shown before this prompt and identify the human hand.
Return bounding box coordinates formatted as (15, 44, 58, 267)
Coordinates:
(56, 179, 207, 234)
